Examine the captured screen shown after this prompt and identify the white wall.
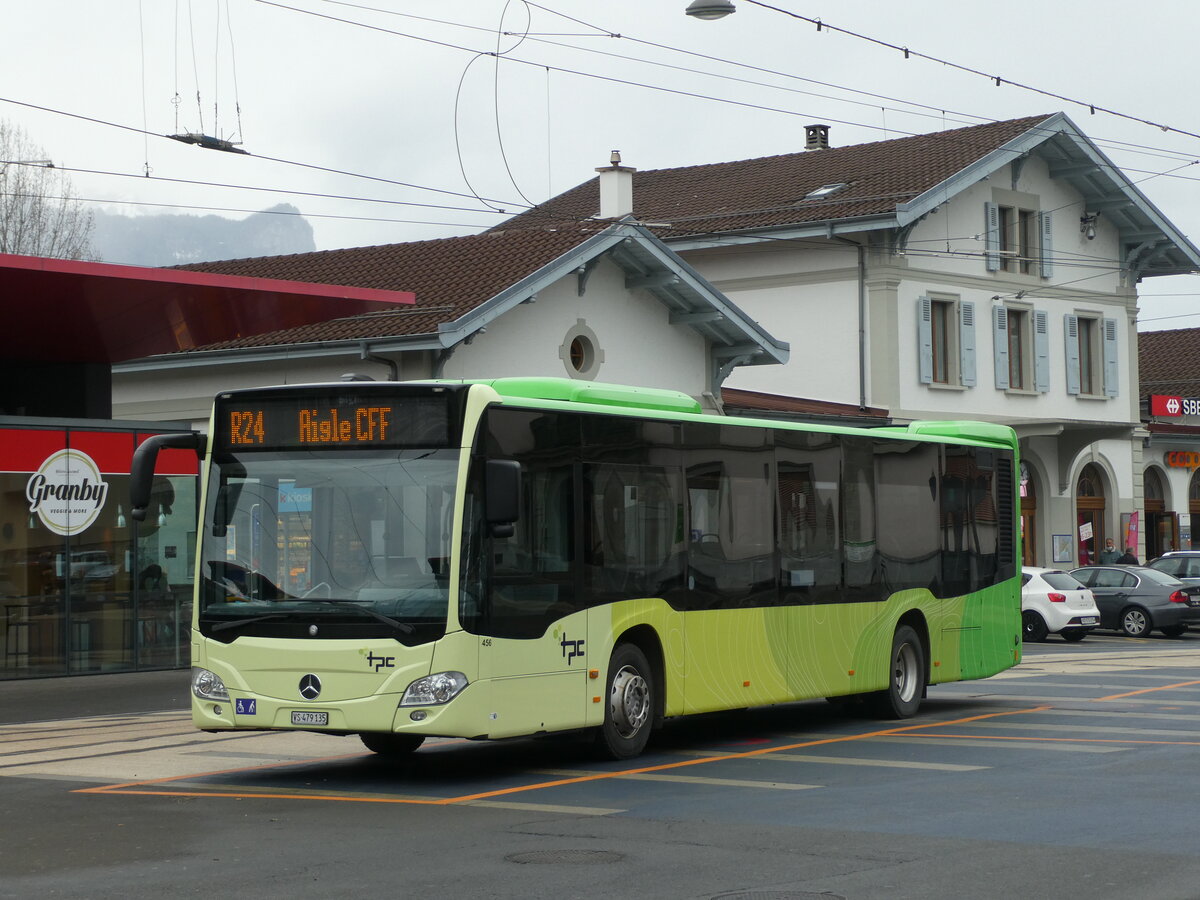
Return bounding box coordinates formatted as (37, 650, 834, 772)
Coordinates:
(112, 256, 714, 427)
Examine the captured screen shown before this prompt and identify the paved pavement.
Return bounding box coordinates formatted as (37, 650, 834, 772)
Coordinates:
(0, 667, 190, 725)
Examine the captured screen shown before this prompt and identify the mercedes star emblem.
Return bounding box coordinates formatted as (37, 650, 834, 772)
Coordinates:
(299, 674, 322, 700)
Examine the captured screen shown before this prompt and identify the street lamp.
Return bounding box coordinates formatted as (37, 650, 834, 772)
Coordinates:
(685, 0, 736, 20)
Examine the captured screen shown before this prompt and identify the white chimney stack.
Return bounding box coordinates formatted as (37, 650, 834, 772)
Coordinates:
(596, 150, 636, 219)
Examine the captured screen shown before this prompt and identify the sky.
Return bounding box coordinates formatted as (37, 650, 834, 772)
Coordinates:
(3, 0, 1199, 331)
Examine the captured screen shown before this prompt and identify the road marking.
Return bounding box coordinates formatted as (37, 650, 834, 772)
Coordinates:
(946, 720, 1200, 739)
(78, 705, 1048, 806)
(864, 735, 1123, 752)
(1096, 679, 1200, 701)
(532, 768, 820, 790)
(464, 800, 624, 815)
(675, 750, 987, 771)
(906, 732, 1200, 747)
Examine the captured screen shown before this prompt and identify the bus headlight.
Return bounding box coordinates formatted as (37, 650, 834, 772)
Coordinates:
(400, 671, 468, 706)
(192, 667, 230, 702)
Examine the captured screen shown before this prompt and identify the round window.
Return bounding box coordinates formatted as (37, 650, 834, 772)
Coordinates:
(569, 336, 593, 372)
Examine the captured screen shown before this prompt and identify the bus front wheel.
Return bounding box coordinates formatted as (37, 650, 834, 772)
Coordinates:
(870, 625, 925, 719)
(360, 732, 424, 757)
(596, 643, 654, 760)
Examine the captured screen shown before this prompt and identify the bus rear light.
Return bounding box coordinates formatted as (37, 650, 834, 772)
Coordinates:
(1047, 592, 1067, 603)
(1170, 591, 1189, 604)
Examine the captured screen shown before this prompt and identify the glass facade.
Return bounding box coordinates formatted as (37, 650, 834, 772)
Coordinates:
(0, 421, 197, 679)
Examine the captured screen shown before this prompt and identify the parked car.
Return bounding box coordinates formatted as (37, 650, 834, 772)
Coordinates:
(1020, 567, 1100, 642)
(1070, 565, 1200, 637)
(1145, 551, 1200, 587)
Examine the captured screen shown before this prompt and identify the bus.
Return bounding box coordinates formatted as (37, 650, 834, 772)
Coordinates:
(131, 377, 1021, 760)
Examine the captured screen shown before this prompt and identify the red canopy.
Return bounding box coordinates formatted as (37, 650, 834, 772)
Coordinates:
(0, 253, 415, 364)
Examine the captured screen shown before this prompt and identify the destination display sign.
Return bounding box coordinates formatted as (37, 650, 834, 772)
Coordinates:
(215, 387, 464, 451)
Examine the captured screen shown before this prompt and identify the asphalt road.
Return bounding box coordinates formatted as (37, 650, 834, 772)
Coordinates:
(4, 633, 1200, 900)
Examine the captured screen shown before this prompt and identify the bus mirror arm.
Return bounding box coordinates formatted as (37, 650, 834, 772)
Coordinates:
(485, 459, 522, 539)
(130, 432, 207, 522)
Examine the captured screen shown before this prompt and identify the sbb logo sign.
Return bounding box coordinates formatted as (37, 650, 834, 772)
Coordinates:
(1151, 395, 1200, 417)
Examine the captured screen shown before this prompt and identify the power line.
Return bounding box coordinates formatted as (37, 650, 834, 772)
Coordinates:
(734, 0, 1200, 143)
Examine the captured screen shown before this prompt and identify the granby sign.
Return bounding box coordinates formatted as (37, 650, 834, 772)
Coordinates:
(26, 449, 110, 536)
(1151, 395, 1200, 417)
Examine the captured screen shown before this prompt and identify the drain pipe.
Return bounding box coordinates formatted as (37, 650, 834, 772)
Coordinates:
(834, 236, 867, 410)
(359, 341, 398, 381)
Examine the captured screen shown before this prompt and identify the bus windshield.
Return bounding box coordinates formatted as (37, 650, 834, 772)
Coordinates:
(198, 448, 460, 644)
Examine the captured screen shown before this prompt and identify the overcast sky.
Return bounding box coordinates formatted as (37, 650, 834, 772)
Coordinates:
(3, 1, 1199, 330)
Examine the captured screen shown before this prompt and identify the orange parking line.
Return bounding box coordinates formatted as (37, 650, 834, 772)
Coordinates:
(1094, 680, 1200, 701)
(902, 732, 1200, 747)
(76, 706, 1051, 805)
(74, 751, 372, 794)
(443, 706, 1050, 805)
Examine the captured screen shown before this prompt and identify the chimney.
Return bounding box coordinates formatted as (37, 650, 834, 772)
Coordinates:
(805, 124, 831, 150)
(596, 150, 636, 219)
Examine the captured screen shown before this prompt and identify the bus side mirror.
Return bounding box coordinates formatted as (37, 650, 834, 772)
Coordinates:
(485, 459, 522, 539)
(131, 432, 206, 522)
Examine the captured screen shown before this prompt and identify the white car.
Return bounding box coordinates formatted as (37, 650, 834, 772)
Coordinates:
(1021, 567, 1101, 642)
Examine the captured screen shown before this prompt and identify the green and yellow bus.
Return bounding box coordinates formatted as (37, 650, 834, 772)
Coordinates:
(132, 377, 1021, 760)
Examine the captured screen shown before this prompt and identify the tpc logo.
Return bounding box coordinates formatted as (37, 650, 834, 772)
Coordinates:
(560, 632, 585, 665)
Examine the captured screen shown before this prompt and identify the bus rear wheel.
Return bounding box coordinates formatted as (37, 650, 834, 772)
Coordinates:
(871, 624, 925, 719)
(596, 643, 654, 760)
(360, 733, 424, 757)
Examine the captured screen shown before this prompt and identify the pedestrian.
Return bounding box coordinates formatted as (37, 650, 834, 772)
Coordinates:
(1098, 538, 1120, 564)
(1117, 546, 1139, 565)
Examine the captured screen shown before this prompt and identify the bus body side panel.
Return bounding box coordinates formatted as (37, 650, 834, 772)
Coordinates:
(478, 609, 590, 739)
(588, 599, 687, 727)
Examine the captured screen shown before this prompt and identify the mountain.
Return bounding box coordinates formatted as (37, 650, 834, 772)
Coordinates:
(91, 203, 316, 267)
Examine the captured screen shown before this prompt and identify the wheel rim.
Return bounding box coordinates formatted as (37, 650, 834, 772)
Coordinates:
(1022, 612, 1043, 638)
(609, 665, 649, 738)
(892, 641, 919, 703)
(1124, 610, 1148, 636)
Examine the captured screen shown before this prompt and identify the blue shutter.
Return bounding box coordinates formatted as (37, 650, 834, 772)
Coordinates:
(1039, 211, 1053, 280)
(1064, 314, 1081, 395)
(1103, 317, 1119, 397)
(917, 296, 933, 384)
(1033, 309, 1050, 392)
(992, 305, 1009, 389)
(984, 202, 1000, 272)
(959, 301, 976, 387)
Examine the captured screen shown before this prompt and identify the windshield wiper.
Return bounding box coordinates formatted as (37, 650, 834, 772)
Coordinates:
(295, 598, 415, 634)
(210, 612, 293, 633)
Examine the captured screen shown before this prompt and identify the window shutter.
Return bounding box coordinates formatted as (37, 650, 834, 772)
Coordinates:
(1064, 314, 1081, 395)
(917, 296, 933, 384)
(959, 301, 976, 387)
(1103, 317, 1119, 397)
(992, 305, 1009, 389)
(984, 202, 1000, 272)
(1033, 309, 1050, 392)
(1039, 211, 1053, 280)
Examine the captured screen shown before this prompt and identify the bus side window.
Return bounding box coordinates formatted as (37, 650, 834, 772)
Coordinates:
(476, 408, 581, 639)
(776, 431, 840, 605)
(682, 423, 775, 609)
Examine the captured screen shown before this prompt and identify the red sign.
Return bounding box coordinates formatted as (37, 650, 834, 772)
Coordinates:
(1152, 395, 1184, 416)
(1150, 395, 1200, 417)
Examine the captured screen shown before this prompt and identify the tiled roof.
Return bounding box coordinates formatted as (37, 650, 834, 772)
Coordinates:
(173, 225, 606, 350)
(1139, 328, 1200, 399)
(721, 387, 889, 422)
(499, 115, 1053, 238)
(169, 115, 1052, 353)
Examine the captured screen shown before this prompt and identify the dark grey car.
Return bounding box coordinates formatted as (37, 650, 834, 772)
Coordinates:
(1070, 565, 1200, 637)
(1146, 551, 1200, 587)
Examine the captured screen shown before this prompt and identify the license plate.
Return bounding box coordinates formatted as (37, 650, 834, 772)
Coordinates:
(1080, 616, 1098, 625)
(291, 711, 329, 726)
